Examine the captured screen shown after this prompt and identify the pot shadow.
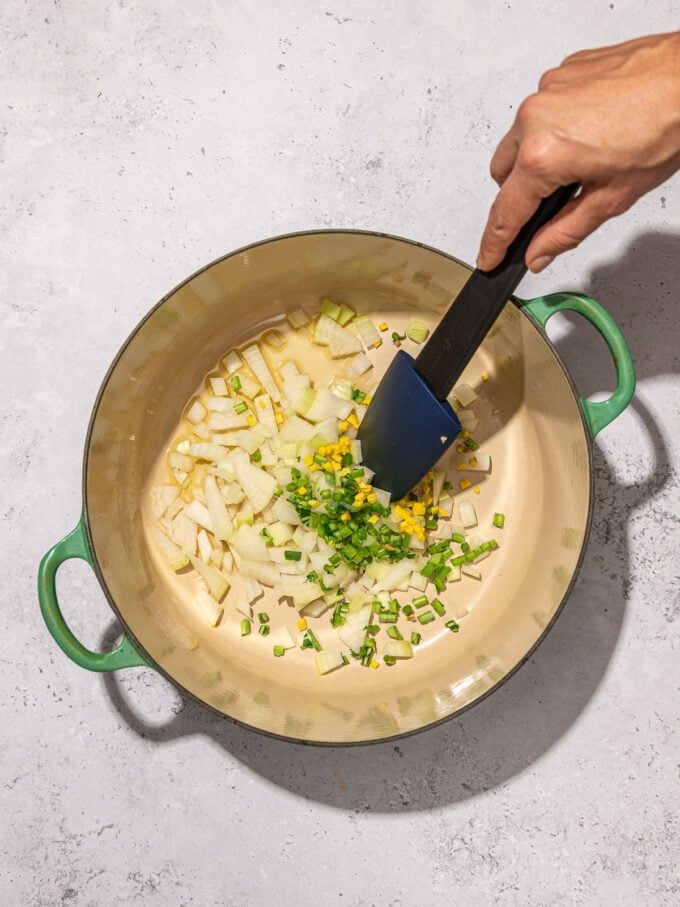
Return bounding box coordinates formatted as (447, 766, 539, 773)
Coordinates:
(100, 231, 677, 812)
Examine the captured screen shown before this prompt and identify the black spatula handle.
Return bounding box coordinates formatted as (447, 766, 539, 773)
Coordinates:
(414, 183, 579, 400)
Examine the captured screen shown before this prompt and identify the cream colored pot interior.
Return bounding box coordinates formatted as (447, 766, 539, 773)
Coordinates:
(85, 232, 590, 744)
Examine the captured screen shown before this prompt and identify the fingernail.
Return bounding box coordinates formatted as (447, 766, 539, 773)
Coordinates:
(528, 255, 554, 273)
(476, 253, 488, 270)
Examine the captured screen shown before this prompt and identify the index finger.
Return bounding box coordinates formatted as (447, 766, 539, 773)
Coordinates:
(476, 162, 558, 271)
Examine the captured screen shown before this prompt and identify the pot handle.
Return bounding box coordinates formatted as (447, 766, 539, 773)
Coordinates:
(520, 292, 635, 438)
(38, 517, 150, 672)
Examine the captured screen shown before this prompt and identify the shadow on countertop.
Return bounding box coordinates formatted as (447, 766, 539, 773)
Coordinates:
(100, 230, 677, 813)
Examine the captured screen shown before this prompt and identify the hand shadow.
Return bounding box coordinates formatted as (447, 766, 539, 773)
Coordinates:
(100, 231, 676, 813)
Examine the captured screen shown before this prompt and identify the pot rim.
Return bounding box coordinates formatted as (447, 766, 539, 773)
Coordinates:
(81, 228, 594, 747)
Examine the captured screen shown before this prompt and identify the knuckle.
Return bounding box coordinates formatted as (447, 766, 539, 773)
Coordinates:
(516, 94, 541, 125)
(538, 67, 560, 90)
(487, 202, 513, 241)
(548, 228, 583, 253)
(517, 134, 556, 175)
(489, 158, 505, 183)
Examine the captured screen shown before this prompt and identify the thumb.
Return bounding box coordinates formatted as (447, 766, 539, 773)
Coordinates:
(525, 187, 625, 272)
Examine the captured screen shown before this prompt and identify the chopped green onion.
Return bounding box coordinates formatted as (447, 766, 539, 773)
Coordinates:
(306, 629, 321, 651)
(234, 401, 248, 415)
(284, 550, 302, 561)
(258, 624, 270, 636)
(452, 533, 465, 544)
(378, 611, 398, 624)
(445, 620, 460, 633)
(417, 611, 435, 625)
(402, 605, 414, 618)
(273, 645, 285, 657)
(240, 619, 251, 636)
(230, 376, 242, 391)
(257, 612, 269, 624)
(443, 481, 452, 491)
(410, 632, 422, 645)
(251, 449, 262, 462)
(464, 437, 479, 450)
(493, 512, 506, 529)
(412, 594, 429, 608)
(431, 598, 446, 616)
(386, 626, 403, 640)
(421, 561, 437, 578)
(384, 655, 397, 666)
(391, 331, 406, 343)
(366, 624, 380, 635)
(260, 527, 273, 545)
(461, 542, 470, 553)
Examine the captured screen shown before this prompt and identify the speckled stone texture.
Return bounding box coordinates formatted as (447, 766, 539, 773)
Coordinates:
(2, 1, 678, 904)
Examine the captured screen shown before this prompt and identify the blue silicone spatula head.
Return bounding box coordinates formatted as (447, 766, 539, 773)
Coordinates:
(358, 185, 579, 500)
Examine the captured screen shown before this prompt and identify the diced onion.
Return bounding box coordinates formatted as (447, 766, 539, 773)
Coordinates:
(462, 564, 481, 580)
(222, 350, 242, 375)
(196, 588, 223, 626)
(204, 474, 233, 541)
(210, 376, 229, 396)
(271, 627, 296, 650)
(186, 399, 207, 424)
(278, 360, 300, 381)
(457, 409, 479, 432)
(315, 650, 345, 675)
(232, 371, 261, 399)
(313, 314, 362, 358)
(384, 640, 413, 659)
(286, 307, 310, 330)
(169, 451, 193, 472)
(150, 526, 190, 572)
(151, 485, 180, 519)
(197, 529, 212, 563)
(190, 556, 230, 601)
(453, 382, 478, 407)
(459, 501, 478, 528)
(233, 454, 277, 514)
(263, 330, 285, 350)
(243, 344, 280, 402)
(353, 315, 381, 348)
(170, 511, 198, 554)
(345, 352, 372, 379)
(329, 377, 353, 401)
(406, 319, 429, 344)
(190, 443, 229, 462)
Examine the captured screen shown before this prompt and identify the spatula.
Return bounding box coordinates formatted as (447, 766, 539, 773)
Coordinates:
(358, 184, 579, 500)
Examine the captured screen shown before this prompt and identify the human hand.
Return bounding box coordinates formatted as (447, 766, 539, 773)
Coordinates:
(477, 31, 680, 273)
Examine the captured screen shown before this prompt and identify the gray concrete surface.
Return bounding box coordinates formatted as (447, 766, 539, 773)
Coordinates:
(2, 1, 679, 904)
